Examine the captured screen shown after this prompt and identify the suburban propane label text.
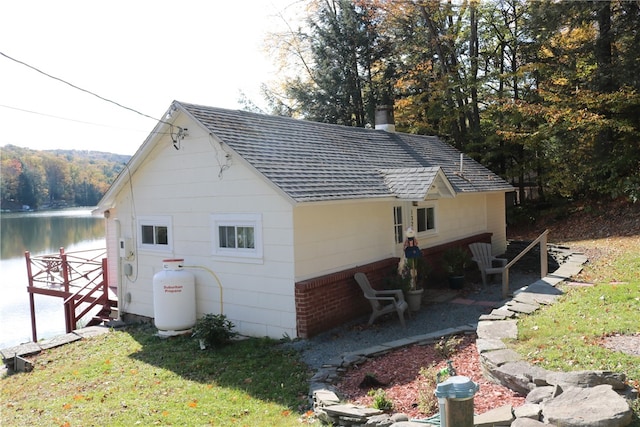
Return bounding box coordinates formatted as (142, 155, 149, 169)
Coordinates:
(163, 285, 183, 293)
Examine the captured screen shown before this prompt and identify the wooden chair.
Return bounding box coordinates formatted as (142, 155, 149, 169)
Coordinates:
(469, 243, 508, 287)
(354, 272, 408, 328)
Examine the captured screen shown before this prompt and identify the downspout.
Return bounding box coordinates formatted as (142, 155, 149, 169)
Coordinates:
(114, 218, 123, 320)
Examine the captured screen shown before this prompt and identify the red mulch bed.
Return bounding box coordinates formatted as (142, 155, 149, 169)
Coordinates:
(335, 334, 525, 419)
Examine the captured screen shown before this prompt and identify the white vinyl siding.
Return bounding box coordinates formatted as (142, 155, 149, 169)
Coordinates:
(110, 118, 296, 339)
(293, 202, 394, 279)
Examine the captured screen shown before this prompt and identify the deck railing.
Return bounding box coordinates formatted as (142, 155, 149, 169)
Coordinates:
(25, 247, 111, 342)
(62, 258, 110, 334)
(501, 229, 549, 298)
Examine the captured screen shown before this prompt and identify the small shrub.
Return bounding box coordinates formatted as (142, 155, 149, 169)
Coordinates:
(506, 203, 537, 226)
(417, 364, 439, 415)
(192, 314, 237, 349)
(386, 257, 433, 292)
(435, 335, 463, 359)
(442, 248, 471, 276)
(385, 266, 411, 292)
(368, 388, 393, 412)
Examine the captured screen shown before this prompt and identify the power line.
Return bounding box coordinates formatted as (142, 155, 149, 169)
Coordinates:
(0, 104, 149, 132)
(0, 50, 180, 130)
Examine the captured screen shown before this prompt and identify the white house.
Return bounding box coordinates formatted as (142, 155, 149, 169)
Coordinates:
(95, 101, 514, 339)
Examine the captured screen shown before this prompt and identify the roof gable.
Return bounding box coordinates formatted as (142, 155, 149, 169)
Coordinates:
(379, 167, 455, 200)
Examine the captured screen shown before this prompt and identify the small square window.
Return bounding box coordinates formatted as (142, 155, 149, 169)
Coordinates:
(212, 213, 262, 261)
(138, 216, 172, 252)
(218, 225, 255, 249)
(141, 225, 168, 245)
(416, 207, 435, 233)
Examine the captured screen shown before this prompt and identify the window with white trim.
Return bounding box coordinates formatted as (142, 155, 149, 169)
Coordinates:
(137, 216, 172, 252)
(415, 206, 436, 233)
(212, 213, 263, 260)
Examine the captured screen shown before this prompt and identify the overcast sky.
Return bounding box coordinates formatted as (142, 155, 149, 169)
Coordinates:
(1, 0, 301, 155)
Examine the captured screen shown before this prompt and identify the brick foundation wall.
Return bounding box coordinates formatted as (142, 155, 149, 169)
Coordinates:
(294, 232, 493, 338)
(295, 258, 398, 338)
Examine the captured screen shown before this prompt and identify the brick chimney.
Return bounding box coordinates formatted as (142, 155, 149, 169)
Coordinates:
(375, 105, 395, 132)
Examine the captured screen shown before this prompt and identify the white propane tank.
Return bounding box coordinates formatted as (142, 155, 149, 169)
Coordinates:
(153, 259, 196, 337)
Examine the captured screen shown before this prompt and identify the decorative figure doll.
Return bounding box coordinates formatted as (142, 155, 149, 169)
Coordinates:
(404, 227, 421, 259)
(403, 227, 422, 290)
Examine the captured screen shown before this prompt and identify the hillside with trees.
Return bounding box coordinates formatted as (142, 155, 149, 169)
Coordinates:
(0, 145, 129, 211)
(263, 0, 640, 205)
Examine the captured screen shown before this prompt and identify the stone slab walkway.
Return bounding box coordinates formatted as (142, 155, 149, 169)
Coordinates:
(0, 324, 116, 375)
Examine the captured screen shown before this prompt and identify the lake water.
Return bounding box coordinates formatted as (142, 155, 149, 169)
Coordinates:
(0, 208, 105, 349)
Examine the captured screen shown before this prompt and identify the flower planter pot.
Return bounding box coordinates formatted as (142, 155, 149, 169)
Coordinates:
(448, 275, 465, 290)
(406, 288, 424, 311)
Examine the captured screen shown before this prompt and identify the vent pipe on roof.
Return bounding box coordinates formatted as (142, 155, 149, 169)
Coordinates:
(375, 105, 395, 132)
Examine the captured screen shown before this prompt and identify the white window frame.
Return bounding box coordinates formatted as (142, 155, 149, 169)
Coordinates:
(414, 203, 437, 236)
(211, 213, 263, 262)
(137, 215, 173, 253)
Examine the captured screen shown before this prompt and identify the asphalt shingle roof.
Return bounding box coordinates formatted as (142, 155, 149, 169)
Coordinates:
(178, 102, 514, 203)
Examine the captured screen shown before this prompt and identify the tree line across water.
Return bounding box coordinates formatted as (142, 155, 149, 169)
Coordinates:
(0, 145, 129, 211)
(256, 0, 639, 204)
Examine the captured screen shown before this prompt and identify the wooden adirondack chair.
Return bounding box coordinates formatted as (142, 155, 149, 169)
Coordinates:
(354, 272, 408, 328)
(469, 242, 508, 287)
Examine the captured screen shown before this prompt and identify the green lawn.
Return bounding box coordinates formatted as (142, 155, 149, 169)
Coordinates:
(1, 325, 312, 426)
(512, 234, 640, 423)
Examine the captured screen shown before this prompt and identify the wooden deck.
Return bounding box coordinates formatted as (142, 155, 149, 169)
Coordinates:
(24, 247, 117, 343)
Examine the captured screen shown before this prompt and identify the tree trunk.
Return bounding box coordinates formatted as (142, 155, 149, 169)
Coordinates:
(469, 0, 481, 134)
(595, 1, 614, 92)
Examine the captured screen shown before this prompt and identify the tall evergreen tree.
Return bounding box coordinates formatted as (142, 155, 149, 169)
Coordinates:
(272, 0, 385, 127)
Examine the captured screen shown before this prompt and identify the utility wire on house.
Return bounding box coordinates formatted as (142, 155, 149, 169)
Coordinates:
(0, 51, 183, 132)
